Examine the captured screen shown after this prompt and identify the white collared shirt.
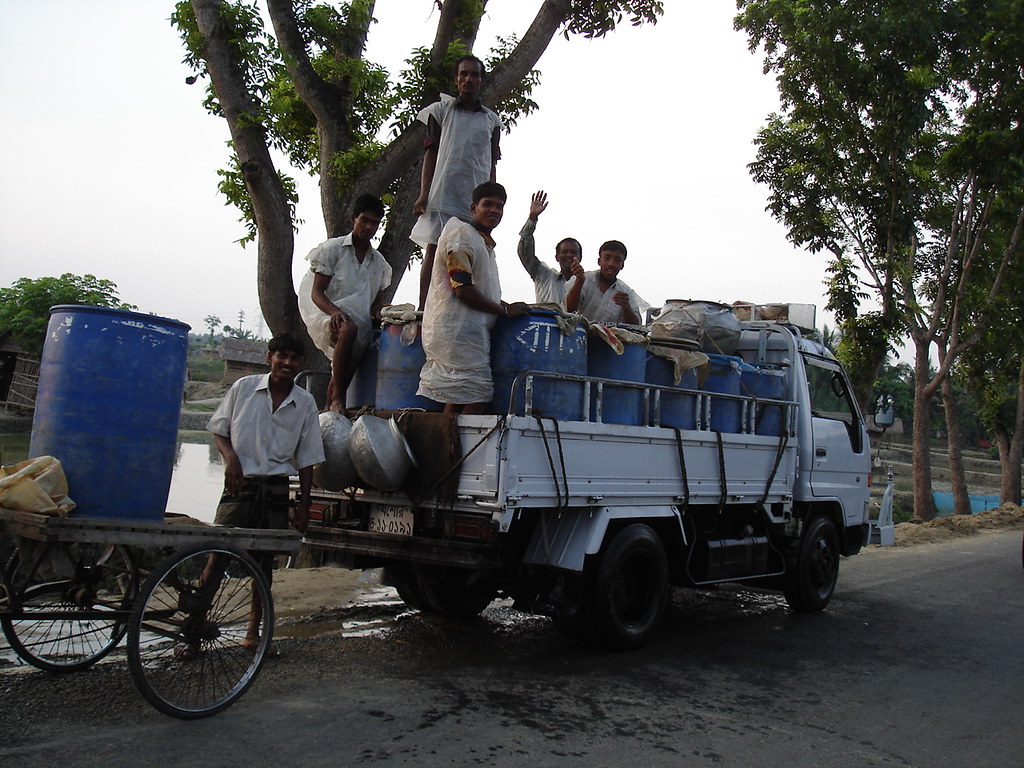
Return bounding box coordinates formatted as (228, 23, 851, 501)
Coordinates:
(207, 374, 324, 478)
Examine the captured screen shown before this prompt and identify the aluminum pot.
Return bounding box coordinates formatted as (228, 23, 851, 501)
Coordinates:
(349, 415, 416, 491)
(313, 411, 357, 491)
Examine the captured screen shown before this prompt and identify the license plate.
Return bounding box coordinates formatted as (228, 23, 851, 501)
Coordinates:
(368, 504, 414, 536)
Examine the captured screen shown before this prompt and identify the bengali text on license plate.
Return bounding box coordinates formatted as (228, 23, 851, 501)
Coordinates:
(368, 504, 413, 536)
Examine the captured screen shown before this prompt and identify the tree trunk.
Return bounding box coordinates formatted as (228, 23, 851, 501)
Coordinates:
(377, 166, 425, 300)
(941, 374, 972, 515)
(912, 342, 936, 521)
(1002, 359, 1024, 504)
(191, 0, 304, 340)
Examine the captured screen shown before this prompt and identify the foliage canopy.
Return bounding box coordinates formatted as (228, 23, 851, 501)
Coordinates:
(0, 274, 136, 356)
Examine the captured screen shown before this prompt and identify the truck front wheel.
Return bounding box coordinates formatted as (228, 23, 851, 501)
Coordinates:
(580, 524, 669, 651)
(783, 516, 840, 612)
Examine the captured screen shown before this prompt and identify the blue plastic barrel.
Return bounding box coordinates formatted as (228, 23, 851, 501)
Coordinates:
(346, 329, 379, 409)
(701, 354, 743, 432)
(588, 338, 646, 425)
(645, 352, 697, 430)
(490, 310, 587, 420)
(740, 364, 787, 436)
(29, 306, 189, 521)
(376, 324, 441, 411)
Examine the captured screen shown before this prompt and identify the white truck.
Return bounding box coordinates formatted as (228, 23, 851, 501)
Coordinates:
(304, 315, 880, 649)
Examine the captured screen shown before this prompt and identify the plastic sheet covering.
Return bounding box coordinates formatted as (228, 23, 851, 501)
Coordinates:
(380, 303, 419, 326)
(0, 456, 76, 516)
(648, 346, 710, 386)
(313, 412, 357, 492)
(650, 300, 742, 355)
(588, 324, 649, 355)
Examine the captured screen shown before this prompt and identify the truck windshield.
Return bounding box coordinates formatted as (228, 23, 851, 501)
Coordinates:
(804, 357, 862, 452)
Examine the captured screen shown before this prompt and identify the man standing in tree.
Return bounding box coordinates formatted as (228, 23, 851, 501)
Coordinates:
(517, 189, 582, 307)
(299, 194, 392, 412)
(411, 55, 502, 310)
(417, 182, 528, 414)
(565, 240, 648, 325)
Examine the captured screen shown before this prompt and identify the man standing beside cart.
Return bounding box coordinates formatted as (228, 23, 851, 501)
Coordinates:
(206, 332, 324, 656)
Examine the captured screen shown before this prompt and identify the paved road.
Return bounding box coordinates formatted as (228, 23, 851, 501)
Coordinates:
(3, 530, 1023, 767)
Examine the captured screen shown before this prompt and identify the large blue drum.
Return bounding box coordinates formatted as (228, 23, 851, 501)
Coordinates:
(701, 354, 744, 433)
(588, 338, 646, 425)
(29, 306, 189, 521)
(645, 352, 697, 430)
(376, 323, 441, 411)
(740, 364, 787, 436)
(346, 329, 379, 409)
(490, 310, 587, 420)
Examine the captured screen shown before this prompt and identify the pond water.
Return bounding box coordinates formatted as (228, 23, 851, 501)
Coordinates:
(0, 432, 224, 525)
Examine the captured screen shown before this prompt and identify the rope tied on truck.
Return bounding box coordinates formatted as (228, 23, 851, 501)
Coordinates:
(534, 416, 569, 512)
(755, 432, 790, 515)
(672, 427, 690, 510)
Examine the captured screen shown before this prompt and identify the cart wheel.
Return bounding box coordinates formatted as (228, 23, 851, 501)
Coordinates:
(1, 543, 136, 673)
(127, 543, 273, 719)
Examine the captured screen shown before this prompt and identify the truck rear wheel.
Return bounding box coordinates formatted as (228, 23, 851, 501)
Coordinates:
(413, 565, 497, 619)
(783, 516, 839, 612)
(580, 523, 669, 651)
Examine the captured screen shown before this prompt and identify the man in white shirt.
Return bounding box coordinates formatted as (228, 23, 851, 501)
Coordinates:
(206, 332, 324, 655)
(410, 55, 503, 309)
(418, 182, 528, 413)
(565, 240, 648, 325)
(298, 194, 392, 411)
(517, 190, 581, 307)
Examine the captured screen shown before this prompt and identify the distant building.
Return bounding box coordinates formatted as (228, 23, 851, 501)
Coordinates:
(219, 338, 270, 385)
(0, 333, 39, 412)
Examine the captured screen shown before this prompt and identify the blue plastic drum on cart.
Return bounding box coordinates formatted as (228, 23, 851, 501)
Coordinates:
(29, 306, 189, 522)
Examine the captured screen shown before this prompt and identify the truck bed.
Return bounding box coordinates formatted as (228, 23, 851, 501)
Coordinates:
(364, 414, 797, 523)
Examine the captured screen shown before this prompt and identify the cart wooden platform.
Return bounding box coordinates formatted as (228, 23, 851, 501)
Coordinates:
(0, 508, 301, 719)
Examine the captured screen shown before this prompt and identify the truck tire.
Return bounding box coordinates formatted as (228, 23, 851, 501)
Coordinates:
(413, 565, 497, 619)
(580, 523, 669, 651)
(383, 566, 430, 612)
(783, 516, 840, 612)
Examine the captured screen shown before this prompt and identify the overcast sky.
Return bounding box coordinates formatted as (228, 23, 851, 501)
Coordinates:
(0, 1, 835, 338)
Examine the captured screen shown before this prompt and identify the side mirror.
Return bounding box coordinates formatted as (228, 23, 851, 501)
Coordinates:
(874, 393, 895, 430)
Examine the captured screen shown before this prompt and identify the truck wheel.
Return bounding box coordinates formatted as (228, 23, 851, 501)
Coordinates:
(783, 516, 840, 612)
(580, 524, 669, 651)
(413, 565, 497, 619)
(383, 567, 429, 612)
